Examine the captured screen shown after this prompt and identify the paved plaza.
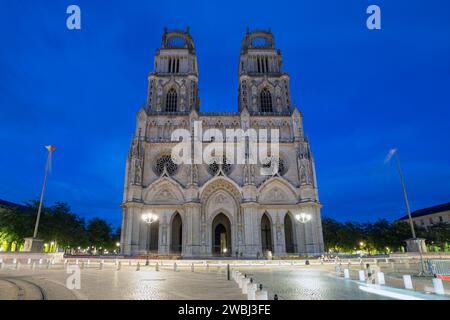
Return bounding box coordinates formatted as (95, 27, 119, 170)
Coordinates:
(1, 259, 449, 300)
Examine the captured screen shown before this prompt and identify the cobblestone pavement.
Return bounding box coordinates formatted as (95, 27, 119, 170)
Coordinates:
(1, 261, 448, 300)
(0, 263, 245, 300)
(237, 266, 392, 300)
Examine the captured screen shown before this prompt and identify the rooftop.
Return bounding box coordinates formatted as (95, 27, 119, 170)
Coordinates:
(398, 202, 450, 220)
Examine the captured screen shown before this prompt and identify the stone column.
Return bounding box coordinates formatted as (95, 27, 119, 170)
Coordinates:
(183, 203, 201, 258)
(273, 211, 286, 255)
(130, 206, 143, 255)
(295, 220, 306, 256)
(242, 203, 259, 258)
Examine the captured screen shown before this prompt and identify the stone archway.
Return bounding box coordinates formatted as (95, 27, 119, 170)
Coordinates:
(284, 213, 296, 253)
(170, 212, 182, 254)
(261, 213, 273, 252)
(148, 220, 159, 253)
(211, 213, 232, 256)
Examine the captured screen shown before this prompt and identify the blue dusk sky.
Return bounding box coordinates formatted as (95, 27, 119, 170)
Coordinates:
(0, 1, 449, 228)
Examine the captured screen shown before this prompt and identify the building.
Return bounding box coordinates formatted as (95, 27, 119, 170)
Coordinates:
(0, 199, 25, 210)
(398, 202, 450, 228)
(120, 28, 324, 258)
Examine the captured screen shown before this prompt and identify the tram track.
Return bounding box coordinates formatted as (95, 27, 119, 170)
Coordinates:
(0, 277, 47, 300)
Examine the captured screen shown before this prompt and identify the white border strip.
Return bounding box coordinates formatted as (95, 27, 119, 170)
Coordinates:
(359, 285, 424, 300)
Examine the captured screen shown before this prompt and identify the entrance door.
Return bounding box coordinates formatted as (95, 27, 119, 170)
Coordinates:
(261, 213, 273, 252)
(171, 213, 182, 253)
(211, 213, 231, 256)
(284, 213, 296, 253)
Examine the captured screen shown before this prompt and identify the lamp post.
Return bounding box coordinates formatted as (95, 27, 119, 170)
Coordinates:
(141, 212, 158, 266)
(295, 213, 312, 256)
(386, 148, 425, 275)
(116, 242, 120, 256)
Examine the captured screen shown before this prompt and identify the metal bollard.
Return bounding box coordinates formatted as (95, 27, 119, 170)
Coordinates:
(403, 275, 413, 290)
(117, 261, 121, 271)
(99, 261, 103, 270)
(155, 262, 159, 271)
(255, 290, 268, 300)
(15, 261, 19, 270)
(191, 263, 194, 272)
(32, 262, 36, 270)
(76, 259, 79, 265)
(206, 263, 209, 272)
(129, 260, 132, 266)
(46, 261, 51, 269)
(432, 278, 445, 295)
(136, 262, 140, 271)
(173, 262, 177, 272)
(87, 259, 90, 266)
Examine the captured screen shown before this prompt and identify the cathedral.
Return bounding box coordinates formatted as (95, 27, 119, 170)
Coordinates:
(120, 28, 324, 258)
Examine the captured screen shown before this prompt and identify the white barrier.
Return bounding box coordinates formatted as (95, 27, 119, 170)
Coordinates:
(238, 275, 246, 288)
(432, 278, 445, 295)
(359, 270, 365, 281)
(242, 278, 251, 294)
(403, 275, 413, 290)
(344, 269, 350, 279)
(247, 283, 257, 300)
(377, 272, 385, 285)
(27, 258, 31, 265)
(255, 290, 268, 300)
(39, 258, 43, 265)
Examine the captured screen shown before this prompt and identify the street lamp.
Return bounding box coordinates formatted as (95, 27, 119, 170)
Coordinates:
(141, 212, 158, 266)
(295, 213, 312, 223)
(116, 242, 120, 256)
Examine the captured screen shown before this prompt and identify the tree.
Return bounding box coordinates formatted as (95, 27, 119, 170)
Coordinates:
(86, 218, 113, 252)
(427, 223, 450, 251)
(365, 219, 392, 253)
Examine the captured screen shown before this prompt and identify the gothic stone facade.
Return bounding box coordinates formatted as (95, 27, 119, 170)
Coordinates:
(120, 28, 324, 258)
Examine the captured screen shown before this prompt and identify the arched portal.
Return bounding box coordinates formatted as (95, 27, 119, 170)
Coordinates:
(148, 220, 159, 252)
(171, 212, 182, 253)
(211, 213, 231, 256)
(284, 213, 296, 253)
(261, 213, 273, 252)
